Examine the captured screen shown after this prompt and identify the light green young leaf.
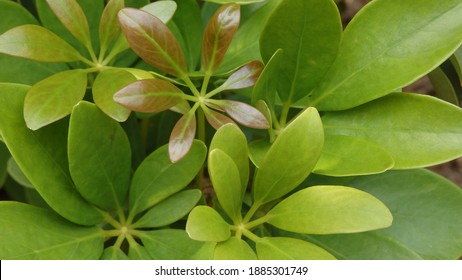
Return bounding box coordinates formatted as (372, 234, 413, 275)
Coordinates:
(24, 69, 87, 130)
(140, 229, 214, 260)
(314, 134, 394, 176)
(322, 93, 462, 169)
(267, 186, 393, 234)
(129, 140, 206, 215)
(310, 0, 462, 110)
(0, 202, 104, 259)
(214, 237, 257, 260)
(260, 0, 341, 105)
(248, 138, 271, 168)
(99, 0, 124, 52)
(69, 102, 131, 211)
(209, 149, 243, 223)
(253, 107, 324, 205)
(134, 189, 202, 228)
(142, 0, 177, 23)
(186, 206, 231, 242)
(0, 84, 103, 225)
(256, 237, 336, 260)
(101, 246, 129, 260)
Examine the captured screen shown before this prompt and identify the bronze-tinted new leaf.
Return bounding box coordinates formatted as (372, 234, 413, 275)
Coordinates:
(114, 79, 183, 113)
(217, 100, 269, 129)
(118, 8, 187, 78)
(169, 113, 197, 163)
(204, 108, 236, 130)
(222, 60, 264, 90)
(202, 3, 240, 74)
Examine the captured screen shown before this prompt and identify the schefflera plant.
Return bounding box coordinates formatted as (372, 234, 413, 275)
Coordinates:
(186, 120, 393, 260)
(0, 87, 211, 259)
(114, 3, 269, 163)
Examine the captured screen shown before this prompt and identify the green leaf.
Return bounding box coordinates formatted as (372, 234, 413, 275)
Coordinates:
(93, 68, 137, 122)
(248, 138, 271, 168)
(204, 0, 265, 4)
(114, 79, 183, 113)
(141, 1, 177, 23)
(305, 169, 462, 259)
(186, 206, 231, 242)
(267, 185, 393, 234)
(0, 202, 104, 259)
(221, 61, 264, 90)
(99, 0, 124, 52)
(24, 69, 87, 130)
(256, 237, 336, 260)
(7, 158, 33, 189)
(253, 107, 324, 204)
(140, 229, 214, 260)
(0, 24, 82, 62)
(0, 142, 9, 187)
(214, 237, 257, 260)
(118, 8, 187, 77)
(322, 93, 462, 169)
(213, 100, 269, 129)
(260, 0, 341, 104)
(428, 67, 459, 106)
(129, 140, 206, 215)
(314, 134, 394, 176)
(0, 84, 103, 225)
(68, 102, 131, 211)
(209, 149, 243, 223)
(128, 242, 152, 260)
(100, 246, 129, 260)
(310, 0, 462, 110)
(202, 3, 240, 74)
(134, 189, 201, 228)
(210, 124, 249, 193)
(169, 112, 196, 163)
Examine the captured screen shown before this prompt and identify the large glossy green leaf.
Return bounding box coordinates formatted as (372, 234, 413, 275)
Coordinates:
(310, 0, 462, 110)
(0, 25, 82, 62)
(305, 170, 462, 259)
(202, 3, 240, 74)
(214, 237, 257, 260)
(142, 1, 177, 23)
(99, 0, 124, 53)
(129, 140, 206, 215)
(209, 124, 249, 193)
(314, 134, 394, 176)
(0, 84, 103, 225)
(92, 68, 136, 122)
(209, 149, 243, 223)
(118, 8, 187, 77)
(0, 202, 104, 259)
(24, 69, 87, 130)
(134, 189, 201, 228)
(322, 93, 462, 169)
(253, 107, 324, 205)
(256, 237, 336, 260)
(140, 229, 214, 260)
(68, 102, 131, 211)
(186, 206, 231, 242)
(169, 112, 196, 163)
(260, 0, 341, 105)
(267, 185, 393, 234)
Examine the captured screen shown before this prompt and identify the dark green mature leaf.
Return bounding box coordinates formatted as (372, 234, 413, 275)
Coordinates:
(322, 93, 462, 169)
(24, 69, 87, 130)
(0, 143, 8, 187)
(69, 102, 131, 211)
(169, 112, 196, 163)
(118, 8, 187, 77)
(310, 0, 462, 110)
(253, 108, 323, 205)
(140, 229, 214, 260)
(202, 3, 240, 74)
(101, 246, 129, 260)
(129, 140, 206, 215)
(260, 0, 341, 105)
(0, 84, 102, 225)
(214, 100, 269, 129)
(134, 189, 201, 228)
(114, 79, 183, 113)
(142, 1, 177, 23)
(0, 202, 104, 259)
(204, 108, 236, 130)
(99, 0, 124, 52)
(267, 186, 393, 234)
(222, 61, 264, 90)
(428, 67, 459, 106)
(256, 237, 336, 260)
(186, 206, 231, 242)
(0, 25, 82, 62)
(128, 242, 152, 260)
(214, 237, 257, 260)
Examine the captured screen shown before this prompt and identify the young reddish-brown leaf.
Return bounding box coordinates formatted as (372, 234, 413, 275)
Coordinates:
(222, 60, 264, 90)
(99, 0, 124, 51)
(216, 100, 269, 129)
(169, 113, 197, 163)
(118, 8, 187, 78)
(47, 0, 92, 48)
(202, 3, 240, 74)
(204, 108, 237, 130)
(114, 79, 183, 113)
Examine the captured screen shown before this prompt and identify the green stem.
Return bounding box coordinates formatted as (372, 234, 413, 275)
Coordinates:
(195, 106, 206, 190)
(200, 73, 212, 97)
(183, 76, 201, 97)
(101, 211, 122, 229)
(241, 228, 261, 243)
(279, 101, 291, 127)
(243, 202, 262, 224)
(245, 215, 269, 230)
